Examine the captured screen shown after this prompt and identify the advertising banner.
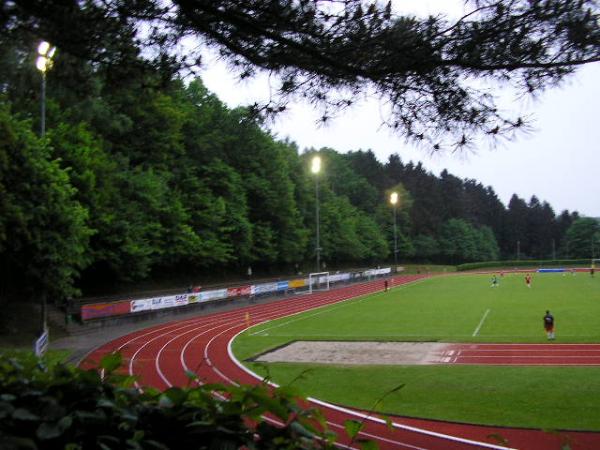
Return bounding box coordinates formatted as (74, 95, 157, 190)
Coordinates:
(363, 267, 391, 277)
(160, 296, 178, 309)
(81, 300, 131, 320)
(174, 294, 189, 306)
(150, 297, 164, 310)
(227, 285, 252, 298)
(130, 299, 152, 313)
(329, 273, 351, 283)
(288, 278, 305, 288)
(199, 289, 228, 302)
(277, 281, 289, 292)
(254, 282, 278, 295)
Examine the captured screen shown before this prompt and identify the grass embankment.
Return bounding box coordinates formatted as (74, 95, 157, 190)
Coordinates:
(233, 273, 600, 430)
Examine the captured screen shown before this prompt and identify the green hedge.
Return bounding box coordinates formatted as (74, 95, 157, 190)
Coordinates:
(0, 352, 345, 450)
(456, 259, 591, 272)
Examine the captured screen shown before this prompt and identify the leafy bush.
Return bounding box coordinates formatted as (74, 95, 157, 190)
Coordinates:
(0, 352, 338, 450)
(456, 259, 590, 272)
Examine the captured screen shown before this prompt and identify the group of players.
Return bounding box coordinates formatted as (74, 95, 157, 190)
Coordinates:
(490, 272, 532, 288)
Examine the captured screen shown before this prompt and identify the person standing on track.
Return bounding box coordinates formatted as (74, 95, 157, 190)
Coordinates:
(543, 310, 555, 340)
(525, 273, 532, 288)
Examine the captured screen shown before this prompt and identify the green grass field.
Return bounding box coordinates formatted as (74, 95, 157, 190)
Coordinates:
(233, 272, 600, 430)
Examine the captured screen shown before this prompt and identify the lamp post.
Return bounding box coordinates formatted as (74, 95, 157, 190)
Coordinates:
(35, 41, 56, 338)
(311, 156, 321, 271)
(390, 192, 398, 266)
(36, 41, 56, 137)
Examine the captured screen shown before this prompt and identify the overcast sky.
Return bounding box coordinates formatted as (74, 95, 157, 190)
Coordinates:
(198, 1, 600, 218)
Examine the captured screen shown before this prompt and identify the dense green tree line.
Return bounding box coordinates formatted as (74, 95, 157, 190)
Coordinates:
(1, 2, 599, 304)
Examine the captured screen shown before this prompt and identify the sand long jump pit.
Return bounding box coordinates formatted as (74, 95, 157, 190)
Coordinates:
(252, 341, 449, 365)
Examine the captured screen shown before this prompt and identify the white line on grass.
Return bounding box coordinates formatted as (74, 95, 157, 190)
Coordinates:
(472, 308, 491, 337)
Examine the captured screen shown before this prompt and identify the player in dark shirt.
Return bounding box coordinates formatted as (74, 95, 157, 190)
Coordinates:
(490, 274, 499, 287)
(543, 310, 555, 340)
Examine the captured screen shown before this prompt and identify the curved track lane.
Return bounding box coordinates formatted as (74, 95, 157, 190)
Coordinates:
(81, 276, 600, 450)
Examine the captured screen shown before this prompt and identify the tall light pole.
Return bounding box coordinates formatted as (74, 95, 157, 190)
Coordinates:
(36, 41, 56, 137)
(35, 41, 56, 337)
(390, 192, 398, 266)
(311, 156, 321, 271)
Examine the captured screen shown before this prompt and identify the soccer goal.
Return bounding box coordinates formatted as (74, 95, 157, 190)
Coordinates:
(308, 272, 330, 294)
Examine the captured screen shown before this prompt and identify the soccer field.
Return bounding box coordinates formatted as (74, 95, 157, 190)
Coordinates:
(233, 273, 600, 430)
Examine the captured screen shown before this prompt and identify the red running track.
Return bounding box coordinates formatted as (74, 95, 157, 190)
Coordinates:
(80, 275, 600, 450)
(431, 343, 600, 366)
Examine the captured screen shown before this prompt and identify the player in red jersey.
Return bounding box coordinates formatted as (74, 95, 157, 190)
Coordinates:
(525, 273, 532, 288)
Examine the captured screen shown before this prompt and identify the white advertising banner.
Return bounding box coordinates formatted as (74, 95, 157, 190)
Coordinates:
(364, 267, 391, 277)
(130, 298, 152, 313)
(174, 294, 188, 306)
(160, 295, 178, 309)
(329, 272, 351, 283)
(151, 297, 164, 310)
(199, 289, 228, 302)
(254, 282, 278, 295)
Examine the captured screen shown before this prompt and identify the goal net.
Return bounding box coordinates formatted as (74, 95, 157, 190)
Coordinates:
(308, 272, 330, 294)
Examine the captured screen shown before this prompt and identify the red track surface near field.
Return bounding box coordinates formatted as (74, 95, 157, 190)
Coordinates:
(81, 275, 600, 450)
(431, 343, 600, 366)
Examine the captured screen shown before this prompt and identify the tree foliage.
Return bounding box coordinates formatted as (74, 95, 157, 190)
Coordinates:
(0, 2, 590, 304)
(562, 218, 600, 259)
(5, 0, 599, 150)
(0, 105, 91, 300)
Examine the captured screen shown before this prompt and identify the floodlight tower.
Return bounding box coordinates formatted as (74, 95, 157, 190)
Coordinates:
(390, 192, 399, 266)
(36, 41, 56, 137)
(35, 41, 56, 336)
(311, 155, 322, 271)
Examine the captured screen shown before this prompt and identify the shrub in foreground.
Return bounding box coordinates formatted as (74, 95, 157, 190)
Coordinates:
(0, 352, 340, 450)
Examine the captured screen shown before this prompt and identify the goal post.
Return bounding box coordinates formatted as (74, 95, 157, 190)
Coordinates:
(308, 272, 330, 294)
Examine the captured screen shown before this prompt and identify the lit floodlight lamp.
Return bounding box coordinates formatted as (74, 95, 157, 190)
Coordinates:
(311, 155, 321, 174)
(38, 41, 51, 56)
(390, 192, 398, 205)
(36, 41, 56, 73)
(36, 56, 49, 72)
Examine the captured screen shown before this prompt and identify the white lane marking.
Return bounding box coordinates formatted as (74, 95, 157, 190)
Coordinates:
(472, 309, 491, 337)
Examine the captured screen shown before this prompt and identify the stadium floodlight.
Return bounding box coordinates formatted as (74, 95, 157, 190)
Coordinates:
(311, 155, 321, 174)
(311, 155, 322, 271)
(36, 41, 56, 137)
(390, 192, 399, 266)
(35, 40, 57, 346)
